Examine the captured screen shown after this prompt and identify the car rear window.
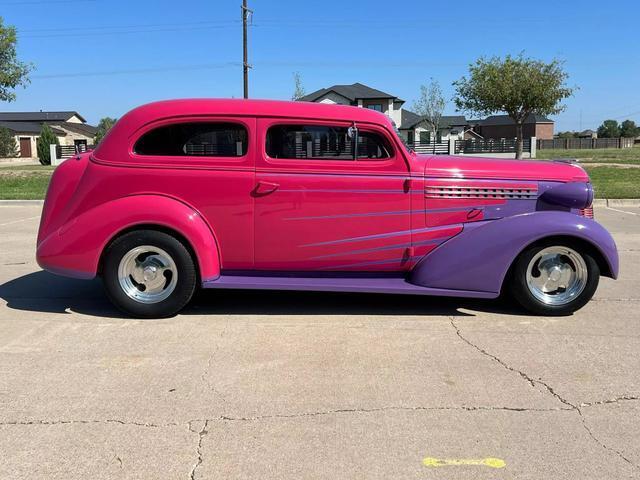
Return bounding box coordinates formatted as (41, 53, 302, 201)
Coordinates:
(134, 122, 248, 157)
(266, 125, 391, 160)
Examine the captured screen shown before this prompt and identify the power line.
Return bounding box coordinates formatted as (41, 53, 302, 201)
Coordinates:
(31, 63, 240, 79)
(1, 0, 96, 4)
(18, 19, 240, 33)
(19, 24, 238, 39)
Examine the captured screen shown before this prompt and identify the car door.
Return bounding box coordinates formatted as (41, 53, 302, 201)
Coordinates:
(253, 117, 412, 272)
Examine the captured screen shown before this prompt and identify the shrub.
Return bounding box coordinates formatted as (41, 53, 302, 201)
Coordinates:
(0, 127, 18, 157)
(36, 124, 59, 165)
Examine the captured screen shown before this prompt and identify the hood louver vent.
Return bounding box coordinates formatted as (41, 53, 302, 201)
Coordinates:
(425, 186, 538, 199)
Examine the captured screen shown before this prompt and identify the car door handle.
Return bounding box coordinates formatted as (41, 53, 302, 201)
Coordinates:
(253, 181, 280, 196)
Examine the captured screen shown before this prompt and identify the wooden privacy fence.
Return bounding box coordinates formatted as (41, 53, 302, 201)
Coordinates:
(454, 138, 531, 155)
(537, 137, 635, 150)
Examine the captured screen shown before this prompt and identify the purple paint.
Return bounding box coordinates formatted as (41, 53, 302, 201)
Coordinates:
(538, 181, 593, 209)
(202, 274, 497, 299)
(410, 211, 618, 294)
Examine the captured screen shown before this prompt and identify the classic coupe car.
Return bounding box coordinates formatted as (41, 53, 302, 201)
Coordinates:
(36, 99, 618, 317)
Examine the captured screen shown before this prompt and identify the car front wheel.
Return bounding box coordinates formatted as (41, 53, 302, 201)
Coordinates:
(509, 241, 599, 316)
(102, 230, 197, 318)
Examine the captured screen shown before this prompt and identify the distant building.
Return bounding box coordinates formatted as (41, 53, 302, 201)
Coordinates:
(578, 129, 597, 139)
(472, 114, 554, 140)
(0, 111, 97, 159)
(298, 82, 552, 143)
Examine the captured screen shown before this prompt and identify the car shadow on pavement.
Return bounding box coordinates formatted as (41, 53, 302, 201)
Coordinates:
(0, 271, 530, 319)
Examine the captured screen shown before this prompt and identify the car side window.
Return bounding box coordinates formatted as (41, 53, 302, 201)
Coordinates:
(266, 124, 391, 160)
(134, 122, 248, 157)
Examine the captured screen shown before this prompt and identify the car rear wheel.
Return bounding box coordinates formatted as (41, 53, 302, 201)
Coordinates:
(102, 230, 197, 318)
(509, 241, 599, 316)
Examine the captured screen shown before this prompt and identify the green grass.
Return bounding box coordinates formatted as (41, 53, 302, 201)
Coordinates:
(0, 164, 55, 171)
(536, 145, 640, 164)
(0, 163, 639, 200)
(584, 165, 640, 199)
(0, 167, 52, 199)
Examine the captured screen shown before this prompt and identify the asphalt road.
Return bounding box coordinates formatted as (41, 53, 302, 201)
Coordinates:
(0, 203, 638, 480)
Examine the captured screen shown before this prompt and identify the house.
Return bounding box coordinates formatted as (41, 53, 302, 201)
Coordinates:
(472, 114, 554, 140)
(298, 82, 479, 144)
(0, 111, 97, 159)
(578, 129, 597, 139)
(298, 83, 404, 128)
(398, 110, 481, 144)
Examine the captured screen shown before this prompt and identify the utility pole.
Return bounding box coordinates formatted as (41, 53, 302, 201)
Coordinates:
(241, 0, 252, 99)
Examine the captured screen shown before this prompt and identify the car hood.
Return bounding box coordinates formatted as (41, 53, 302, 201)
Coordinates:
(420, 154, 589, 183)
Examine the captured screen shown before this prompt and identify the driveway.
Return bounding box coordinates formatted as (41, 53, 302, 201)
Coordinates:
(0, 203, 638, 479)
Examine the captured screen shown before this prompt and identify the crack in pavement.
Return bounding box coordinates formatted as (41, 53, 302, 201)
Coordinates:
(580, 396, 640, 407)
(450, 317, 640, 472)
(200, 327, 227, 404)
(0, 419, 178, 428)
(188, 420, 208, 480)
(217, 405, 572, 422)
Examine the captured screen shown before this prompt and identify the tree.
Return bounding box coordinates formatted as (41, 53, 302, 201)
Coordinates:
(291, 72, 306, 101)
(620, 119, 640, 138)
(37, 124, 58, 165)
(453, 53, 574, 159)
(0, 17, 33, 102)
(597, 120, 620, 138)
(413, 78, 445, 153)
(0, 126, 17, 157)
(94, 117, 117, 145)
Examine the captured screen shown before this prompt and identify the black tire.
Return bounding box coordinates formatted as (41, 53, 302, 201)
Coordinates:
(102, 230, 197, 318)
(508, 240, 600, 316)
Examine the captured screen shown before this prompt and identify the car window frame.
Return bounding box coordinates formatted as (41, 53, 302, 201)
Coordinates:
(128, 116, 254, 169)
(258, 118, 406, 174)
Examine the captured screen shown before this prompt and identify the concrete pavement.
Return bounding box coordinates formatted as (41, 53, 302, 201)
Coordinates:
(0, 204, 638, 479)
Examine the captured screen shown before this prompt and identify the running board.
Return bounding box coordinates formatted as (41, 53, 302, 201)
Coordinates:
(202, 275, 497, 299)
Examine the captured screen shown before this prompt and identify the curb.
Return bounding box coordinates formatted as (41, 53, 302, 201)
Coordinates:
(594, 199, 640, 207)
(0, 200, 44, 206)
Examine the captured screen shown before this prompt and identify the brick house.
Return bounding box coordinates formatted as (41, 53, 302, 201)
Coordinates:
(471, 114, 554, 140)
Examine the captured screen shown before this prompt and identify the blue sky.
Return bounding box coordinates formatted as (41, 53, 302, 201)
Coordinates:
(2, 0, 639, 131)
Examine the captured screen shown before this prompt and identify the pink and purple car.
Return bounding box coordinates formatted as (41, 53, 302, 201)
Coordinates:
(36, 99, 618, 317)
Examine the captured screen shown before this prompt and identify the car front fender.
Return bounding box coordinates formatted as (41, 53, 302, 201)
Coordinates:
(409, 211, 618, 294)
(36, 194, 221, 282)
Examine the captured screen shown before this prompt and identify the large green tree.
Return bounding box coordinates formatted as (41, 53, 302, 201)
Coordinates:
(94, 117, 117, 145)
(620, 119, 639, 138)
(0, 126, 17, 157)
(597, 120, 620, 138)
(453, 53, 574, 159)
(37, 124, 59, 165)
(0, 16, 33, 102)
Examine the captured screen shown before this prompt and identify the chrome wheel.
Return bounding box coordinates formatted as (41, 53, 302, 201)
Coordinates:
(526, 246, 588, 306)
(117, 245, 178, 304)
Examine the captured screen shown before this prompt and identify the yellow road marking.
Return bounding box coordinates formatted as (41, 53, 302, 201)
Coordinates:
(422, 457, 506, 468)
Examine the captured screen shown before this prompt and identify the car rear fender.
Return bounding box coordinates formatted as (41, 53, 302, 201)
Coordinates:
(409, 211, 618, 294)
(36, 194, 221, 282)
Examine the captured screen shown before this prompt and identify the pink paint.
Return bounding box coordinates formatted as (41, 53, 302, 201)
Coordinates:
(37, 98, 597, 284)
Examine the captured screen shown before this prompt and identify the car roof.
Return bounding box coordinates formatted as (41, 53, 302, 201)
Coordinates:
(93, 98, 395, 161)
(125, 98, 392, 127)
